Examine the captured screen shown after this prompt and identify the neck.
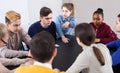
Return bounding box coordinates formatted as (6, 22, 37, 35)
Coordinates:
(47, 56, 54, 64)
(40, 22, 47, 28)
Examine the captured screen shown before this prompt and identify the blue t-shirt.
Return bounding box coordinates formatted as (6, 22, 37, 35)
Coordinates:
(28, 21, 56, 39)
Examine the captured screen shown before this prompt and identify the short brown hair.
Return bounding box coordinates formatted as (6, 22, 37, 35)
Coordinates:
(5, 10, 21, 23)
(30, 31, 55, 63)
(40, 7, 52, 17)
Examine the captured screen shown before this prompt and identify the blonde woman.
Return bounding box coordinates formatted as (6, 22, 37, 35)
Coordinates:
(55, 3, 77, 43)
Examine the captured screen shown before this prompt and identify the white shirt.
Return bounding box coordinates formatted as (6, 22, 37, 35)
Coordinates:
(34, 61, 52, 69)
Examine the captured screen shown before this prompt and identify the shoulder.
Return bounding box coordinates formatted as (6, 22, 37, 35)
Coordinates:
(15, 65, 55, 73)
(15, 66, 28, 73)
(50, 21, 56, 27)
(56, 15, 64, 20)
(69, 16, 76, 19)
(79, 46, 92, 57)
(102, 22, 110, 28)
(18, 27, 26, 34)
(30, 21, 40, 28)
(93, 43, 109, 52)
(57, 15, 63, 18)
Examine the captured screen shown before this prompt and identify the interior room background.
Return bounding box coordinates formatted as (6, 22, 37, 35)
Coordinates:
(0, 0, 120, 37)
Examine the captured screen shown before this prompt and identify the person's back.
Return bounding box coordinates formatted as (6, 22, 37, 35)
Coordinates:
(15, 31, 63, 73)
(15, 65, 58, 73)
(84, 43, 112, 73)
(66, 23, 113, 73)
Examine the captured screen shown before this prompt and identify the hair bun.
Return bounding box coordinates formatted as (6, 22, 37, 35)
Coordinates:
(97, 8, 103, 13)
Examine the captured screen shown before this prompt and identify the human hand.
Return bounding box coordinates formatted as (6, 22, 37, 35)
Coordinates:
(62, 22, 70, 28)
(61, 36, 69, 43)
(94, 38, 100, 43)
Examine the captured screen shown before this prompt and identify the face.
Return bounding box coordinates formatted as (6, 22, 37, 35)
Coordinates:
(118, 17, 120, 22)
(62, 7, 72, 18)
(7, 19, 21, 33)
(93, 13, 103, 26)
(40, 13, 53, 28)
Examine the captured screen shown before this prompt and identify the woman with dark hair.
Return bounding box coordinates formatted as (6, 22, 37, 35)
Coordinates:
(90, 8, 118, 44)
(65, 23, 113, 73)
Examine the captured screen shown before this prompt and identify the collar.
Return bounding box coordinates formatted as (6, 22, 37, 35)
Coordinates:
(34, 61, 52, 69)
(8, 30, 14, 37)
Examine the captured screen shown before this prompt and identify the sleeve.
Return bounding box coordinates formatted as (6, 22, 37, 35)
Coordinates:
(20, 28, 31, 46)
(0, 58, 27, 66)
(51, 22, 57, 40)
(69, 17, 77, 28)
(0, 47, 28, 58)
(66, 51, 89, 73)
(0, 62, 12, 73)
(28, 24, 37, 37)
(99, 26, 118, 44)
(55, 16, 64, 37)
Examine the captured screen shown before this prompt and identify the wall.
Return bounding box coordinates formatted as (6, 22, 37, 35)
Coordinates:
(0, 0, 62, 31)
(27, 0, 62, 25)
(0, 0, 29, 31)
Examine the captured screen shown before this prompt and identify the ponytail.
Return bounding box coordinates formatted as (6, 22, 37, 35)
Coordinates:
(93, 46, 105, 66)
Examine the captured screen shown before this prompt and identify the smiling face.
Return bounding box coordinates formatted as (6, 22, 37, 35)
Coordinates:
(93, 13, 103, 27)
(62, 7, 72, 18)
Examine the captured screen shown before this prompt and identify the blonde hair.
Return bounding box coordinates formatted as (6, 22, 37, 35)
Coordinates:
(5, 10, 21, 23)
(0, 23, 8, 40)
(62, 3, 75, 16)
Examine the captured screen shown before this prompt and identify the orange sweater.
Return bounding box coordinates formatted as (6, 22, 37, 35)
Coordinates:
(15, 65, 65, 73)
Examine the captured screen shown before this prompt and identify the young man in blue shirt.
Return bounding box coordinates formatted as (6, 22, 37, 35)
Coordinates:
(28, 7, 56, 39)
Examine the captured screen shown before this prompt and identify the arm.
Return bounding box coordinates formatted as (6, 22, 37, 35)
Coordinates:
(69, 17, 77, 28)
(66, 52, 89, 73)
(99, 27, 118, 44)
(0, 62, 12, 73)
(62, 17, 77, 28)
(55, 16, 64, 37)
(1, 46, 28, 58)
(51, 22, 57, 40)
(20, 28, 31, 47)
(0, 58, 28, 66)
(55, 16, 70, 43)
